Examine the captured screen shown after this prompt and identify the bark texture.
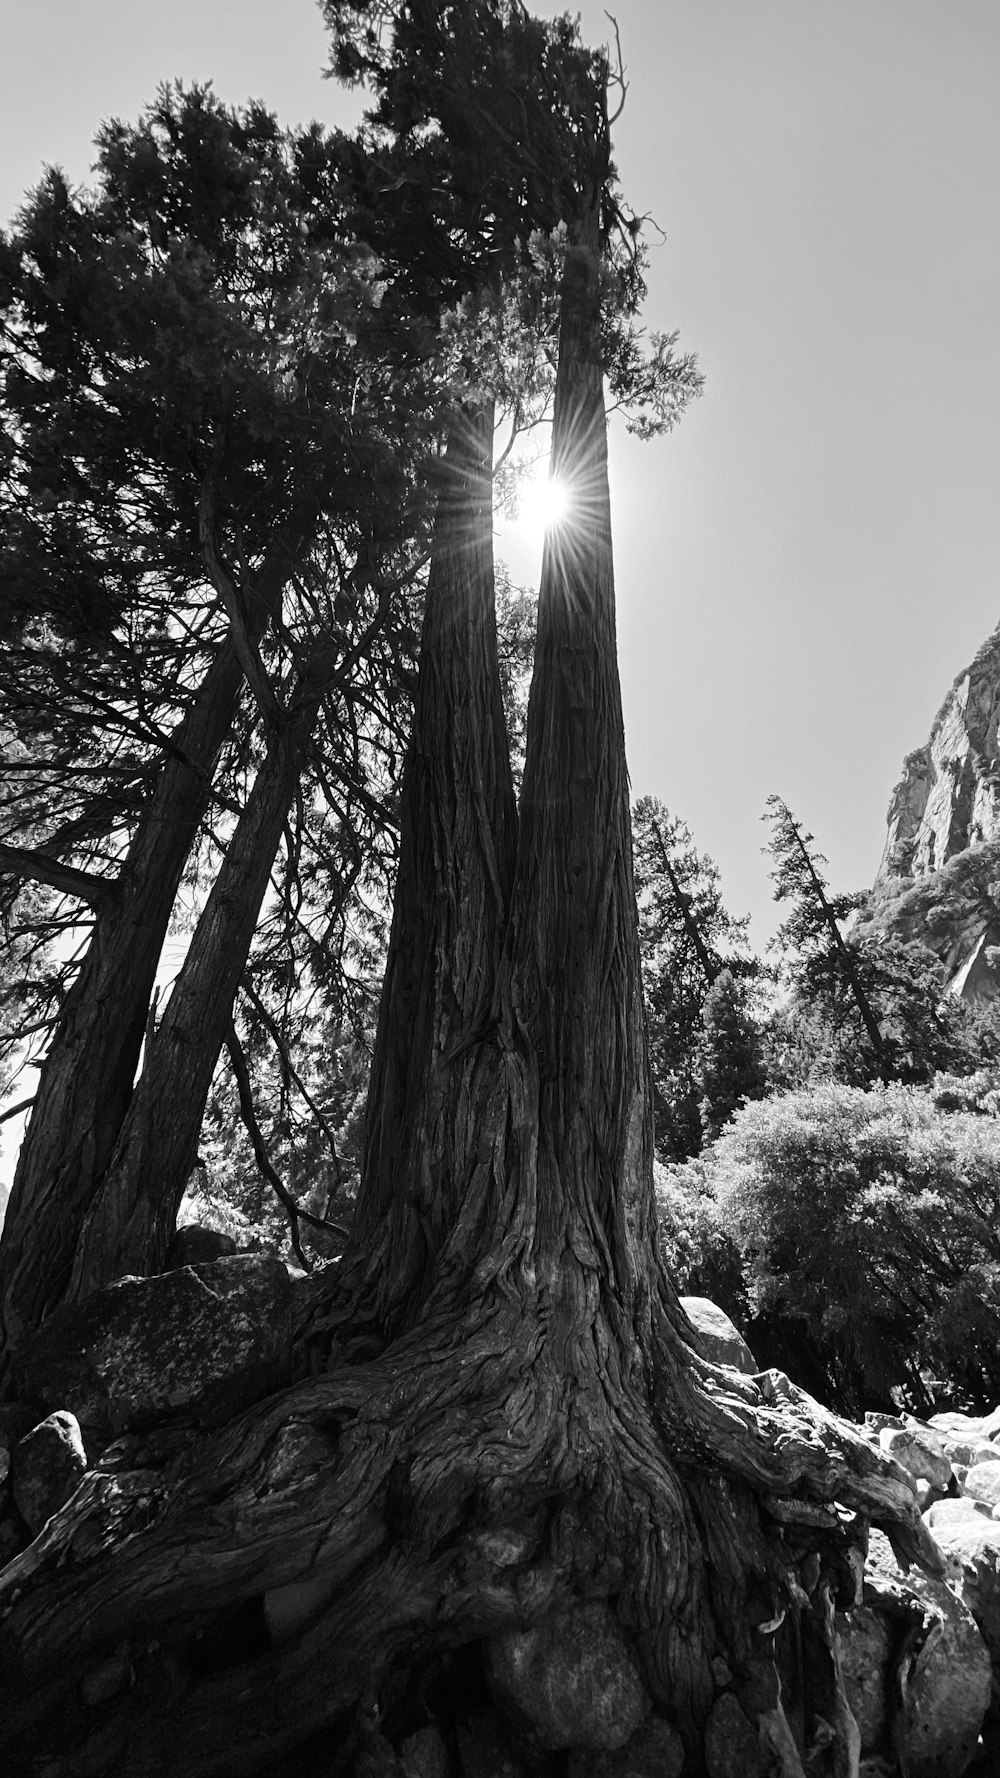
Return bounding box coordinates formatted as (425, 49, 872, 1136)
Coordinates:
(0, 205, 940, 1778)
(338, 397, 517, 1338)
(64, 649, 334, 1300)
(0, 549, 290, 1363)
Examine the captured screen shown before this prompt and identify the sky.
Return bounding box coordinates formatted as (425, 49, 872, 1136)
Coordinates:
(1, 0, 998, 951)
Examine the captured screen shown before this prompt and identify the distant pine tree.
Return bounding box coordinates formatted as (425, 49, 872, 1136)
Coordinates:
(695, 968, 766, 1143)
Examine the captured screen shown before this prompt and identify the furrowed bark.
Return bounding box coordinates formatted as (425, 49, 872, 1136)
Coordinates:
(64, 646, 336, 1299)
(0, 547, 292, 1366)
(335, 396, 518, 1338)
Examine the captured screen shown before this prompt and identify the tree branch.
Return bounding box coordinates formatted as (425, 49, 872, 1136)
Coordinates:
(238, 975, 347, 1198)
(225, 1020, 349, 1259)
(0, 843, 119, 913)
(198, 480, 283, 730)
(0, 1096, 34, 1127)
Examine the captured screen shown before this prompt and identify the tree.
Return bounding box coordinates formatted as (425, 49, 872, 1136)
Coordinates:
(763, 799, 985, 1090)
(0, 86, 427, 1354)
(763, 795, 890, 1081)
(633, 795, 756, 1157)
(694, 967, 766, 1143)
(0, 11, 935, 1773)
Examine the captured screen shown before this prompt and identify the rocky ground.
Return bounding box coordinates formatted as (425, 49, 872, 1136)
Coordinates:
(2, 1241, 1000, 1776)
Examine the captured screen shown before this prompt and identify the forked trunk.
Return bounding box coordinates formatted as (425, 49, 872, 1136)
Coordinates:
(0, 551, 290, 1364)
(0, 208, 936, 1778)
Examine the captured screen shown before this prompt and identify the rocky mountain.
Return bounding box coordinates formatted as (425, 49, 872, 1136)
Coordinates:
(865, 624, 1000, 1002)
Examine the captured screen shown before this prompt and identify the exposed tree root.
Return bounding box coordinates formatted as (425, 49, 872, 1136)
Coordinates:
(0, 1288, 935, 1776)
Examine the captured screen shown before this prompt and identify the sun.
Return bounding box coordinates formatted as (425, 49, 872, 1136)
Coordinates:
(515, 464, 573, 540)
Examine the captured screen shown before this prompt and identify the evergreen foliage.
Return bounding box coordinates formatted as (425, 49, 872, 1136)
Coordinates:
(693, 967, 766, 1143)
(632, 795, 757, 1158)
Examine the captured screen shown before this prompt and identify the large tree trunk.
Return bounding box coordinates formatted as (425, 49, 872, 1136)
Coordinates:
(0, 217, 936, 1778)
(63, 649, 335, 1300)
(0, 549, 291, 1365)
(334, 396, 518, 1341)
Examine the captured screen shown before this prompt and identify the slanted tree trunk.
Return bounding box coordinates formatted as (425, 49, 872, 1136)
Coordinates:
(0, 212, 937, 1778)
(63, 645, 337, 1300)
(0, 547, 292, 1366)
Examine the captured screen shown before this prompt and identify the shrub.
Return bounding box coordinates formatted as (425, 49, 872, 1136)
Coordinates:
(687, 1082, 1000, 1416)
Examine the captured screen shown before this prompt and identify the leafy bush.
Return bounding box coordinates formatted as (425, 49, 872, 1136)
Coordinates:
(676, 1081, 1000, 1416)
(653, 1158, 750, 1330)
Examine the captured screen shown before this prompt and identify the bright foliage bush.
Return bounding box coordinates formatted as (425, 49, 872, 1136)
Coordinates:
(659, 1077, 1000, 1416)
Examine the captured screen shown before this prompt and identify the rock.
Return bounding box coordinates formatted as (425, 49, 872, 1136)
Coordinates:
(679, 1297, 757, 1374)
(567, 1716, 684, 1778)
(485, 1602, 650, 1752)
(924, 1498, 992, 1530)
(13, 1255, 295, 1437)
(837, 1605, 891, 1750)
(11, 1410, 88, 1534)
(864, 1529, 991, 1776)
(963, 1460, 1000, 1508)
(936, 1437, 998, 1470)
(454, 1711, 527, 1778)
(928, 1518, 1000, 1674)
(929, 1408, 1000, 1442)
(871, 626, 1000, 1005)
(400, 1725, 452, 1778)
(865, 1411, 905, 1436)
(704, 1693, 764, 1778)
(878, 1425, 953, 1491)
(165, 1224, 239, 1268)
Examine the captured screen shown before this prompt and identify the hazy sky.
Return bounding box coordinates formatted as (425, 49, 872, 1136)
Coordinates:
(2, 0, 998, 946)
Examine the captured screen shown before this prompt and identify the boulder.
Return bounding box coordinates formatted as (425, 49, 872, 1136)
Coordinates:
(165, 1224, 239, 1268)
(13, 1255, 295, 1437)
(878, 1424, 953, 1492)
(862, 1529, 991, 1776)
(935, 1436, 998, 1470)
(924, 1498, 992, 1530)
(567, 1716, 684, 1778)
(12, 1410, 88, 1535)
(929, 1518, 1000, 1679)
(680, 1297, 757, 1374)
(485, 1602, 650, 1752)
(963, 1460, 1000, 1509)
(864, 1411, 905, 1436)
(930, 1407, 1000, 1443)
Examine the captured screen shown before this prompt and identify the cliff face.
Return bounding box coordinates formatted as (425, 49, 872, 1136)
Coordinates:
(879, 627, 1000, 881)
(869, 625, 1000, 1003)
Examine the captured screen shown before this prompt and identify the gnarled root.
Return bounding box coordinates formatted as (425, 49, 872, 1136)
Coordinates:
(0, 1304, 930, 1777)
